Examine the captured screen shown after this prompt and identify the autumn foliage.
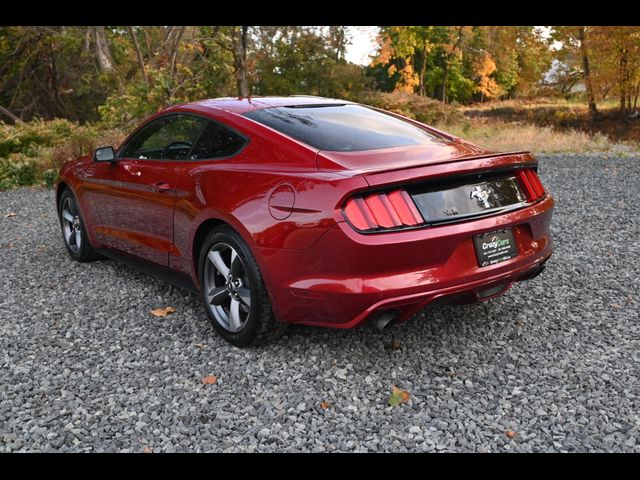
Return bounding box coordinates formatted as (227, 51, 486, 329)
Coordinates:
(1, 26, 639, 189)
(370, 26, 550, 104)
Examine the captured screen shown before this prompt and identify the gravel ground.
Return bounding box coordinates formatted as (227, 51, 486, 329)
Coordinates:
(1, 153, 639, 453)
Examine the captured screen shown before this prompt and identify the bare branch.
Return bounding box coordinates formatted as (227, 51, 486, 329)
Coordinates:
(0, 105, 21, 123)
(169, 26, 187, 77)
(128, 26, 150, 87)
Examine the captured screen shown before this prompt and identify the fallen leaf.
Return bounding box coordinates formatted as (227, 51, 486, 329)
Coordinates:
(447, 369, 457, 378)
(202, 375, 218, 385)
(143, 446, 152, 453)
(385, 339, 402, 351)
(4, 212, 16, 218)
(388, 385, 410, 407)
(150, 306, 176, 317)
(504, 430, 518, 439)
(319, 401, 331, 410)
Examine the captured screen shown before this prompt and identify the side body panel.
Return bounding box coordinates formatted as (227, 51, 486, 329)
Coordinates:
(165, 107, 369, 309)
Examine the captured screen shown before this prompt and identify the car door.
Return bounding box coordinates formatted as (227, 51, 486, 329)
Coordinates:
(169, 118, 250, 276)
(94, 113, 207, 266)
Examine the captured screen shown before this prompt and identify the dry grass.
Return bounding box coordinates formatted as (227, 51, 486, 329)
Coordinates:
(458, 97, 621, 113)
(437, 118, 630, 154)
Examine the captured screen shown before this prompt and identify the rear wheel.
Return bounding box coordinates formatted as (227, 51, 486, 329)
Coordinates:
(58, 189, 100, 262)
(198, 226, 286, 347)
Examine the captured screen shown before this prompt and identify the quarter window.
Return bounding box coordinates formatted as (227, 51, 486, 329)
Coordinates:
(189, 122, 246, 160)
(120, 114, 206, 160)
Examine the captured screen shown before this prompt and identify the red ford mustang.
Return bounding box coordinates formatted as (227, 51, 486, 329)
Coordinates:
(56, 96, 554, 347)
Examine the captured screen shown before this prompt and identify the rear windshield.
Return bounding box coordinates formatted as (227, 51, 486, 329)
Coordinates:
(243, 104, 445, 152)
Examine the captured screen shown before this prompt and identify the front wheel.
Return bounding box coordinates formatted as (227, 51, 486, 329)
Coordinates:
(58, 189, 101, 262)
(198, 226, 287, 347)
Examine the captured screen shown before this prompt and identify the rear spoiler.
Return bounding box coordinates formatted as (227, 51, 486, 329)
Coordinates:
(362, 152, 537, 189)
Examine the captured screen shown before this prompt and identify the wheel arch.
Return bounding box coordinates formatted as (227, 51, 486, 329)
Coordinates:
(192, 218, 232, 277)
(191, 209, 264, 272)
(56, 181, 70, 208)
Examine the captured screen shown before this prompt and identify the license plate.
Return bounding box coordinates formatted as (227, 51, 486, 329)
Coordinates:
(473, 229, 518, 267)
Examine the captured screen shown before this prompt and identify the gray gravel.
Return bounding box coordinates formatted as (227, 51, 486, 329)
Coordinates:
(1, 153, 639, 452)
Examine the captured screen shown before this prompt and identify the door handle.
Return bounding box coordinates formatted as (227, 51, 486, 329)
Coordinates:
(153, 182, 171, 192)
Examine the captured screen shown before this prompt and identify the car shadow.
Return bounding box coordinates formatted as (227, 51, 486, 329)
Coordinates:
(88, 253, 528, 355)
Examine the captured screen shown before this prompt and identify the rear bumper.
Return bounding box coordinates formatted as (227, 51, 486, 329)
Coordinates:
(258, 194, 554, 328)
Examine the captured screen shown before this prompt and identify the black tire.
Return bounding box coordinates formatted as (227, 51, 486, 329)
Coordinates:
(57, 188, 101, 262)
(198, 226, 287, 347)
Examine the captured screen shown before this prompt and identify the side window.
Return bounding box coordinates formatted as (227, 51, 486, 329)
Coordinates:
(188, 121, 246, 160)
(120, 115, 206, 160)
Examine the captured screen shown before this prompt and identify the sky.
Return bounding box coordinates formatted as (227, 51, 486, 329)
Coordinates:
(345, 26, 380, 66)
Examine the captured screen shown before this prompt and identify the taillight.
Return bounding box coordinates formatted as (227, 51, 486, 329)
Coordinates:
(516, 169, 546, 202)
(343, 189, 424, 231)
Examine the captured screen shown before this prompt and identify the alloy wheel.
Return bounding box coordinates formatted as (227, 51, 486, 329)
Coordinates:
(61, 196, 82, 254)
(203, 242, 252, 332)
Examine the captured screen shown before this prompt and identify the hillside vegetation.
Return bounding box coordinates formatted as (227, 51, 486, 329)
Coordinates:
(2, 26, 640, 188)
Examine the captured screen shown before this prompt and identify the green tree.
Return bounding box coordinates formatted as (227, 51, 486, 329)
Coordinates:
(251, 26, 368, 99)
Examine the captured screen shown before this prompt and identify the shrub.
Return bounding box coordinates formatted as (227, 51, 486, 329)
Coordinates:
(0, 119, 92, 158)
(42, 168, 58, 188)
(0, 156, 38, 189)
(0, 119, 126, 190)
(352, 91, 464, 126)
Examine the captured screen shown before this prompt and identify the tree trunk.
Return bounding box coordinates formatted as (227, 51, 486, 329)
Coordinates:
(93, 26, 114, 73)
(441, 26, 466, 103)
(0, 105, 21, 123)
(47, 49, 70, 117)
(578, 27, 598, 119)
(169, 26, 186, 77)
(143, 29, 152, 58)
(620, 46, 628, 118)
(441, 67, 449, 103)
(83, 27, 92, 54)
(128, 27, 150, 87)
(160, 27, 176, 59)
(233, 26, 249, 97)
(419, 44, 427, 96)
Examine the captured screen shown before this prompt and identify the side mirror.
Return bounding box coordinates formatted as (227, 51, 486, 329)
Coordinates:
(94, 146, 116, 163)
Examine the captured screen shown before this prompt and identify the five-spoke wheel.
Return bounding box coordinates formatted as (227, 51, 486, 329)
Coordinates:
(61, 196, 82, 254)
(57, 188, 100, 262)
(198, 226, 287, 347)
(203, 243, 252, 332)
